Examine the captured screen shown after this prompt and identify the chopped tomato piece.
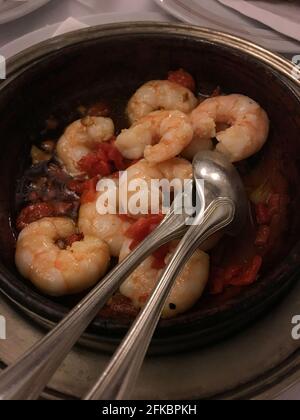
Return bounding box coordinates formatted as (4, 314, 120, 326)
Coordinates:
(228, 256, 263, 287)
(17, 203, 54, 230)
(167, 68, 196, 92)
(67, 179, 86, 195)
(100, 142, 127, 171)
(78, 149, 112, 178)
(255, 225, 270, 247)
(126, 214, 164, 250)
(78, 140, 126, 178)
(80, 177, 99, 204)
(16, 201, 79, 231)
(255, 193, 282, 227)
(125, 214, 169, 269)
(268, 193, 281, 218)
(210, 256, 263, 294)
(65, 233, 84, 247)
(152, 244, 170, 269)
(224, 265, 243, 282)
(210, 264, 243, 295)
(255, 202, 271, 225)
(80, 180, 97, 204)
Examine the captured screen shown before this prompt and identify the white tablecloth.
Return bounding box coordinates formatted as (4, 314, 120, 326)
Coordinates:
(0, 0, 165, 48)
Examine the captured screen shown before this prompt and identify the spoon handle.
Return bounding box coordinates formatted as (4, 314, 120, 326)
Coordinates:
(0, 206, 188, 400)
(85, 198, 235, 400)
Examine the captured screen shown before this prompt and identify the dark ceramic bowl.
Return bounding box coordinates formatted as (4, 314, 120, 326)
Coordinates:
(1, 23, 300, 354)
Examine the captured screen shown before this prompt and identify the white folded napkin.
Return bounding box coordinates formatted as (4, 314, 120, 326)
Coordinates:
(218, 0, 300, 42)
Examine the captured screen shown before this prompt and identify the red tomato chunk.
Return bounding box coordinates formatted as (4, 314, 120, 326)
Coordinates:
(255, 225, 271, 247)
(255, 193, 281, 226)
(78, 140, 126, 178)
(65, 233, 84, 247)
(16, 202, 76, 231)
(152, 244, 170, 270)
(228, 256, 263, 287)
(80, 177, 99, 204)
(126, 214, 164, 250)
(17, 203, 54, 231)
(125, 214, 169, 269)
(210, 256, 263, 294)
(168, 69, 196, 92)
(268, 193, 281, 218)
(255, 202, 271, 225)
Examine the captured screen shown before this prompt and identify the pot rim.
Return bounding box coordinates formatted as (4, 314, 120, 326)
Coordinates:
(2, 22, 300, 91)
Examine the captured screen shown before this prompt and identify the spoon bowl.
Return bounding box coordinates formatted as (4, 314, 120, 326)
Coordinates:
(193, 150, 248, 236)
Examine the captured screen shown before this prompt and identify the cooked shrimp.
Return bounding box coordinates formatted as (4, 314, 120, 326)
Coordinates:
(119, 240, 210, 319)
(127, 80, 198, 124)
(116, 110, 194, 164)
(56, 116, 115, 175)
(79, 196, 132, 257)
(120, 158, 193, 218)
(158, 157, 193, 181)
(124, 157, 192, 188)
(190, 94, 270, 162)
(15, 217, 110, 296)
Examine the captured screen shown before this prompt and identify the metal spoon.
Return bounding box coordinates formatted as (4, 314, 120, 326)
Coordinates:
(84, 150, 248, 400)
